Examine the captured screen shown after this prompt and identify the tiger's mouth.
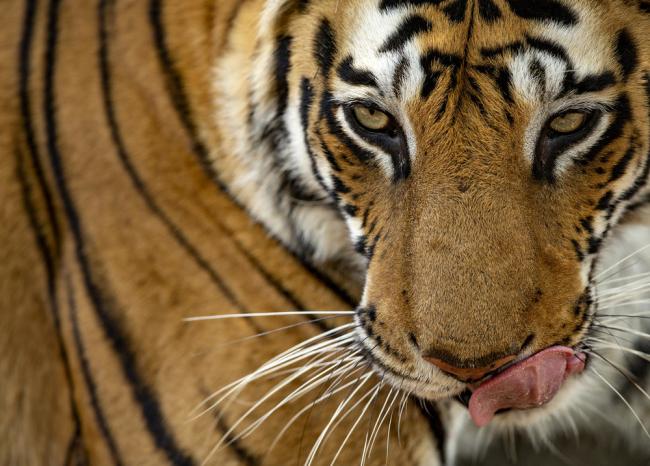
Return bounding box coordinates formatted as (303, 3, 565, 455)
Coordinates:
(462, 346, 586, 426)
(360, 334, 588, 427)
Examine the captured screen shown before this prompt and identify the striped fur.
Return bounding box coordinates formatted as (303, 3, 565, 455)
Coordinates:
(1, 0, 649, 465)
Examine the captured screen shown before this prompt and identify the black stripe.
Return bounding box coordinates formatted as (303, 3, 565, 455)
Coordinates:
(420, 50, 462, 99)
(525, 35, 570, 63)
(19, 0, 61, 256)
(618, 74, 650, 204)
(392, 56, 409, 99)
(640, 1, 650, 13)
(495, 67, 513, 104)
(626, 193, 650, 213)
(581, 95, 631, 164)
(529, 59, 547, 96)
(297, 0, 311, 12)
(16, 146, 91, 466)
(614, 29, 638, 81)
(66, 276, 123, 466)
(273, 34, 293, 116)
(596, 190, 614, 211)
(300, 77, 329, 191)
(608, 138, 639, 183)
(63, 423, 85, 466)
(337, 56, 378, 88)
(314, 18, 337, 77)
(102, 2, 333, 336)
(571, 239, 585, 261)
(442, 0, 468, 23)
(620, 150, 650, 204)
(380, 0, 445, 10)
(421, 70, 442, 99)
(290, 250, 357, 307)
(213, 410, 260, 466)
(315, 129, 343, 172)
(321, 91, 374, 164)
(18, 0, 60, 348)
(18, 1, 87, 463)
(379, 15, 432, 54)
(479, 41, 524, 59)
(44, 1, 195, 464)
(98, 0, 253, 322)
(504, 0, 578, 26)
(149, 0, 226, 191)
(574, 71, 617, 94)
(478, 0, 501, 22)
(149, 0, 355, 309)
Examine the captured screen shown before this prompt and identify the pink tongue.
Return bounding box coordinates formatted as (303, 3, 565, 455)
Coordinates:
(468, 346, 585, 427)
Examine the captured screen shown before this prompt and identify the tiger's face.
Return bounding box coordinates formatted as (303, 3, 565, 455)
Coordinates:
(250, 0, 650, 427)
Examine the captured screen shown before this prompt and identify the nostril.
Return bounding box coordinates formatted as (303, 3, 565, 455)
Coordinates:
(423, 352, 518, 383)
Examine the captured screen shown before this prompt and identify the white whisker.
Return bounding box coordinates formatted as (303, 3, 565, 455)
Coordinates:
(185, 310, 355, 322)
(595, 243, 650, 280)
(265, 371, 375, 457)
(587, 338, 650, 362)
(304, 378, 380, 466)
(328, 380, 383, 466)
(191, 329, 356, 419)
(202, 350, 358, 464)
(592, 324, 650, 339)
(397, 390, 410, 446)
(585, 350, 650, 403)
(363, 389, 399, 466)
(589, 369, 650, 440)
(209, 317, 348, 349)
(235, 357, 365, 443)
(599, 270, 650, 286)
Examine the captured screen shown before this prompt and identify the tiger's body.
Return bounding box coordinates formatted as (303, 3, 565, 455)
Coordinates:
(1, 0, 650, 465)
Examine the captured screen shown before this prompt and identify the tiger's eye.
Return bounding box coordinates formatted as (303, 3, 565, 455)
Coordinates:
(352, 105, 390, 131)
(549, 111, 588, 134)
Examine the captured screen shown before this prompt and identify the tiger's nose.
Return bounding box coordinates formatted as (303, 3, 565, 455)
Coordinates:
(424, 353, 517, 383)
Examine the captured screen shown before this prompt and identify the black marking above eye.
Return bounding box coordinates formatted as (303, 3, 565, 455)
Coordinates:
(273, 35, 293, 115)
(419, 49, 462, 98)
(478, 0, 502, 22)
(314, 19, 337, 77)
(379, 0, 446, 11)
(504, 0, 578, 26)
(337, 56, 378, 88)
(574, 72, 617, 95)
(615, 29, 638, 81)
(392, 56, 410, 99)
(442, 0, 468, 23)
(379, 14, 432, 53)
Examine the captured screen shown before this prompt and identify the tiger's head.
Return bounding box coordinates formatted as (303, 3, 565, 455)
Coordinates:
(216, 0, 650, 430)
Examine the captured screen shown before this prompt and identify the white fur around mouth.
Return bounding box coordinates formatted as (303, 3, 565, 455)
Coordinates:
(355, 330, 467, 401)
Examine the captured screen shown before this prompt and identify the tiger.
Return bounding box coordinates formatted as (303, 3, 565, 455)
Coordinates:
(1, 0, 650, 465)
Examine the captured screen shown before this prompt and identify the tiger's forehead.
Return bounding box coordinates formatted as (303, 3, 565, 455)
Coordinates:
(333, 0, 618, 103)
